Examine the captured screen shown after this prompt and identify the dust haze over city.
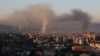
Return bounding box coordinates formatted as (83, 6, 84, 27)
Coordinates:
(0, 0, 100, 33)
(0, 0, 100, 56)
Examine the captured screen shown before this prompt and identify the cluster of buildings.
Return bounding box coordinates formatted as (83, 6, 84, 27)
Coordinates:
(0, 32, 100, 56)
(0, 31, 100, 48)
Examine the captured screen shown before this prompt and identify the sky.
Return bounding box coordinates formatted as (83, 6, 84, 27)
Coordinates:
(0, 0, 100, 22)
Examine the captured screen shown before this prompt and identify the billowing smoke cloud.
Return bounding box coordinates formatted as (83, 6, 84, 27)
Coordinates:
(0, 4, 55, 32)
(0, 4, 92, 32)
(56, 9, 91, 31)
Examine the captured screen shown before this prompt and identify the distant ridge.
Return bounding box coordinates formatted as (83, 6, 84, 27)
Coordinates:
(0, 24, 13, 31)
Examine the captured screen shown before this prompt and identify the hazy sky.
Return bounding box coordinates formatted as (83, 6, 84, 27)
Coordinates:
(0, 0, 100, 22)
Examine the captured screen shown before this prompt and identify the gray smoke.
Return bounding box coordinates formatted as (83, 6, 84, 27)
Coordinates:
(0, 4, 92, 32)
(56, 9, 91, 31)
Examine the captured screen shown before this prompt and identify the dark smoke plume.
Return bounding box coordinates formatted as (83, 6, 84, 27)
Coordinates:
(57, 9, 91, 31)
